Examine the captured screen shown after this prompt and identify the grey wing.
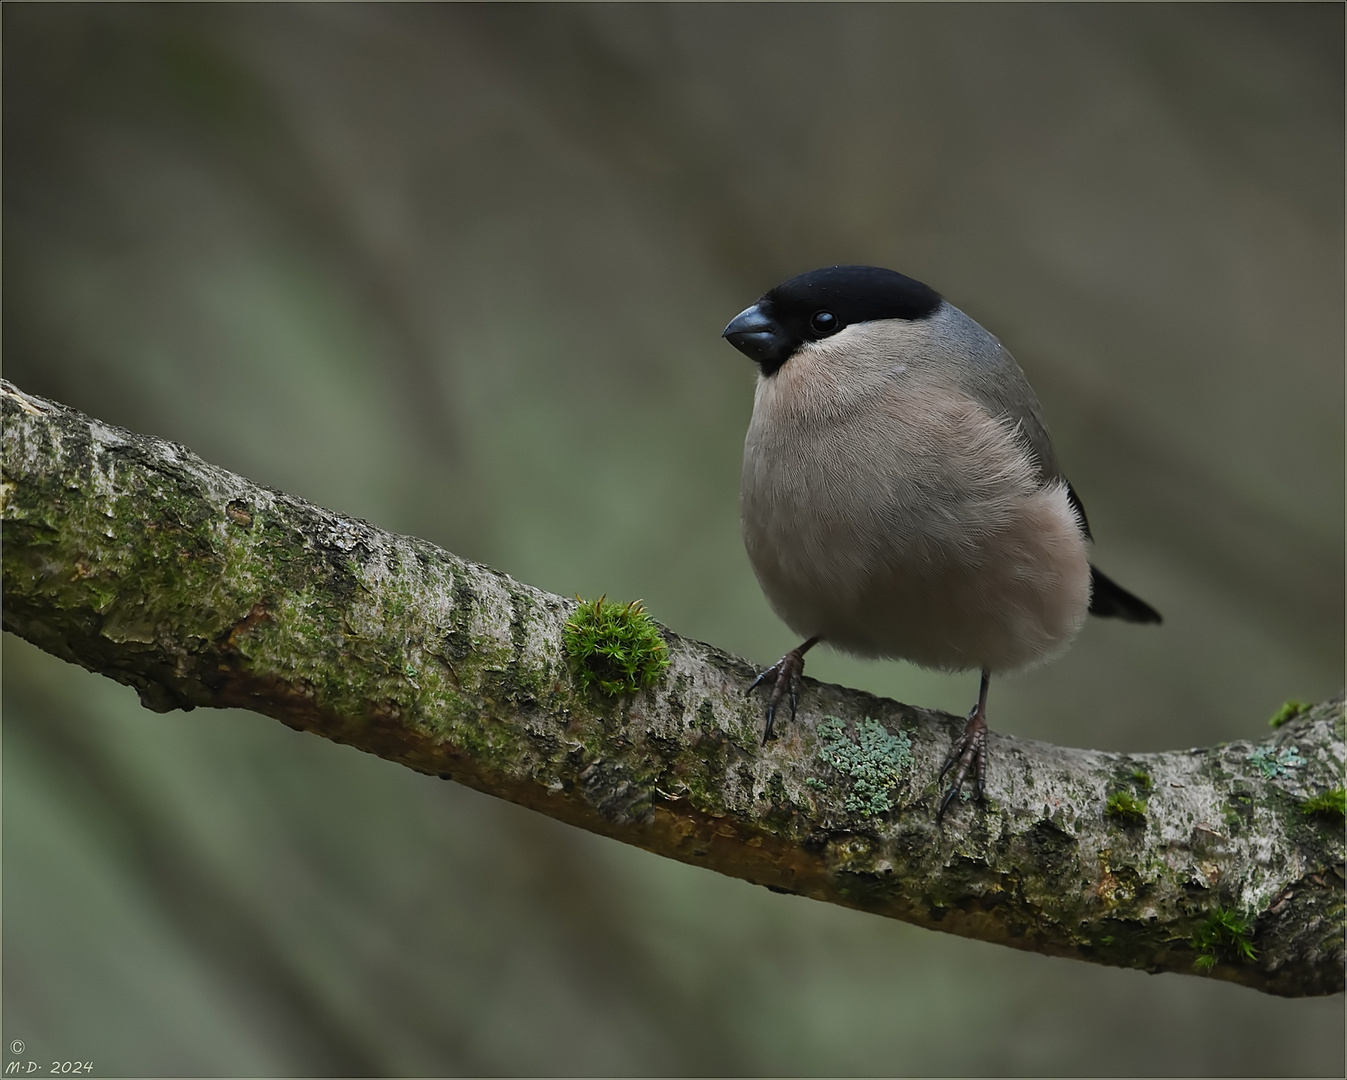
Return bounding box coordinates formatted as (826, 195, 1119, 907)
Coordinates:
(958, 340, 1064, 487)
(978, 363, 1161, 621)
(954, 337, 1092, 538)
(934, 306, 1077, 520)
(953, 329, 1161, 623)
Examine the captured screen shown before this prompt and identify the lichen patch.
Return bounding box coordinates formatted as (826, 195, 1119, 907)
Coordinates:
(814, 715, 913, 817)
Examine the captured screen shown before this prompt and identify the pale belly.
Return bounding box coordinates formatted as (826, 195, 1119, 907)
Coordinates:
(740, 401, 1091, 674)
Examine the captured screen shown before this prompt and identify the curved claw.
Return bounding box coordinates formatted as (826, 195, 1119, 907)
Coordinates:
(747, 638, 818, 743)
(935, 669, 992, 822)
(936, 705, 989, 821)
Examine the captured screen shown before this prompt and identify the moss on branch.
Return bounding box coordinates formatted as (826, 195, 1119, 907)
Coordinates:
(2, 380, 1343, 998)
(563, 596, 669, 696)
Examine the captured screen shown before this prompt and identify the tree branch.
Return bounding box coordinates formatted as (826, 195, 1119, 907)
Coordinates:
(3, 380, 1342, 997)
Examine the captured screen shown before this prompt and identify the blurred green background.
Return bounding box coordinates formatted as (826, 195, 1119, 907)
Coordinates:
(4, 4, 1343, 1075)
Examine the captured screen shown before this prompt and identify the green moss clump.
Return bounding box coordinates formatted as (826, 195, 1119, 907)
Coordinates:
(815, 716, 912, 817)
(1299, 787, 1346, 823)
(1192, 908, 1257, 971)
(1104, 790, 1147, 824)
(1129, 768, 1153, 791)
(1268, 699, 1310, 728)
(563, 596, 668, 697)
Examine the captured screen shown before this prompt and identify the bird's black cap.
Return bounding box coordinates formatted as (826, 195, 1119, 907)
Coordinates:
(723, 265, 942, 375)
(765, 265, 942, 326)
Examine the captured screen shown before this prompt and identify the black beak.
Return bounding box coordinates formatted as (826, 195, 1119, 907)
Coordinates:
(722, 303, 792, 374)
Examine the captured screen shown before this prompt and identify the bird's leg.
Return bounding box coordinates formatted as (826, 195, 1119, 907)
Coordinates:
(747, 636, 820, 743)
(937, 667, 991, 820)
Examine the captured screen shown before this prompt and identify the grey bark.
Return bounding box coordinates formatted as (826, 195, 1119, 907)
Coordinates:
(3, 380, 1342, 997)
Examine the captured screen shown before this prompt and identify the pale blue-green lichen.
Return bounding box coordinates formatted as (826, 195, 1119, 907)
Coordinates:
(815, 715, 912, 816)
(1248, 744, 1306, 778)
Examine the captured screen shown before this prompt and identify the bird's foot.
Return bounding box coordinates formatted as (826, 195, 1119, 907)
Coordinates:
(747, 638, 817, 743)
(937, 704, 988, 820)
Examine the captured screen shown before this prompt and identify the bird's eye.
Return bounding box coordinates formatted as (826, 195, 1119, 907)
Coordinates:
(809, 310, 839, 336)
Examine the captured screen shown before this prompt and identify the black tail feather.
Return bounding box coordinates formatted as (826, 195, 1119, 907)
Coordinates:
(1088, 566, 1162, 624)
